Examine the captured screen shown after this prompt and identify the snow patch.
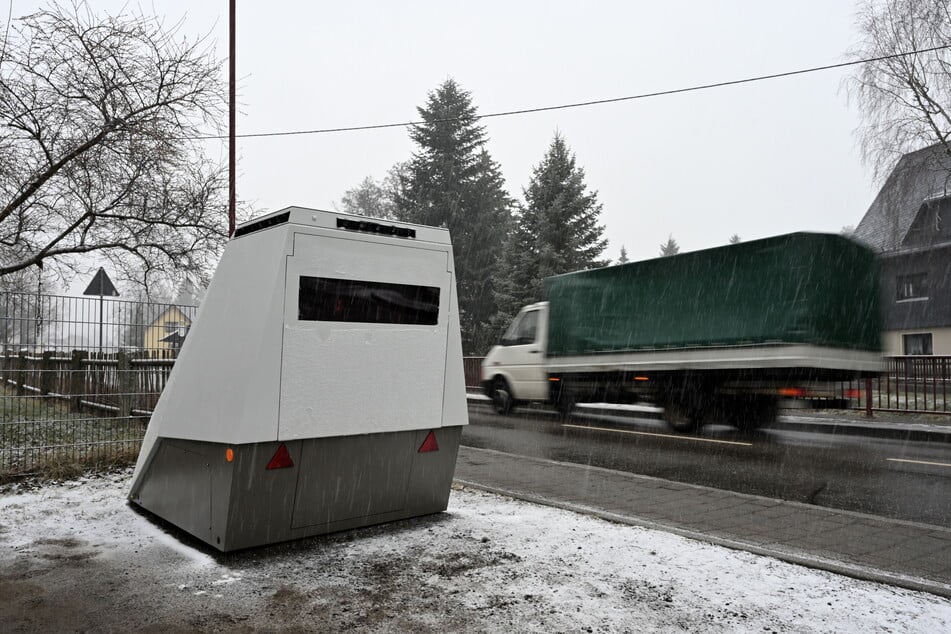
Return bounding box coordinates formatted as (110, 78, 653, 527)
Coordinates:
(0, 469, 948, 632)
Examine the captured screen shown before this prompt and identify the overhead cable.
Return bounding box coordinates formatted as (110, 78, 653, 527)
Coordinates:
(195, 44, 951, 141)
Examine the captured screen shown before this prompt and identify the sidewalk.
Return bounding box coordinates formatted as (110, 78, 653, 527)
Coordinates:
(454, 445, 951, 599)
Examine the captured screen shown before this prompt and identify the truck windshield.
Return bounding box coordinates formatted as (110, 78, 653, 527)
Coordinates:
(502, 309, 538, 346)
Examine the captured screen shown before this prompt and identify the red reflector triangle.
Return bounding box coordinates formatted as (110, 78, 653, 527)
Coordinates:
(266, 443, 294, 470)
(418, 430, 439, 453)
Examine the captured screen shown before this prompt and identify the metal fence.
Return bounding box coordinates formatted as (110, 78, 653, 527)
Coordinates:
(0, 291, 196, 478)
(837, 356, 951, 414)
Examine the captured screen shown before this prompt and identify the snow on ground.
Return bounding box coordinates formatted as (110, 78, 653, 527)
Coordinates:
(0, 470, 949, 633)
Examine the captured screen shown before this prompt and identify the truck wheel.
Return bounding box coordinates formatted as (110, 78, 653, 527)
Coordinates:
(555, 388, 576, 419)
(663, 399, 701, 433)
(733, 396, 778, 432)
(491, 377, 515, 415)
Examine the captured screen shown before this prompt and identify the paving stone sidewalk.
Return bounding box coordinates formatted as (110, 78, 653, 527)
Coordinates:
(454, 445, 951, 598)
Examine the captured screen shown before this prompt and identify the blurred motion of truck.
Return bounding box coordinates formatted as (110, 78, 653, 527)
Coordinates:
(481, 233, 884, 432)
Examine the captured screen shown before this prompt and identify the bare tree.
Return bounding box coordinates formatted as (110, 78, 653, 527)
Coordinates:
(340, 176, 395, 219)
(848, 0, 951, 178)
(0, 2, 228, 290)
(338, 162, 408, 220)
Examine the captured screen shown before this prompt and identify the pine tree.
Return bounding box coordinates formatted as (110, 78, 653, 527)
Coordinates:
(395, 79, 512, 353)
(494, 133, 607, 322)
(660, 235, 680, 256)
(618, 245, 630, 264)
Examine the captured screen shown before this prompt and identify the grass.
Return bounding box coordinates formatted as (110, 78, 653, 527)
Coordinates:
(0, 384, 145, 482)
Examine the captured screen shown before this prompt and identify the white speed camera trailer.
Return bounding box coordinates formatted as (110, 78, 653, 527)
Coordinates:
(129, 207, 468, 551)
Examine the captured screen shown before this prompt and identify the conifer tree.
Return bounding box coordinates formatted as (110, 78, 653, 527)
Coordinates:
(618, 245, 630, 264)
(395, 79, 512, 353)
(494, 133, 607, 322)
(660, 234, 680, 256)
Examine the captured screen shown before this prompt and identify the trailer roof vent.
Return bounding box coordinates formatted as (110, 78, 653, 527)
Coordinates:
(234, 211, 291, 238)
(337, 218, 416, 239)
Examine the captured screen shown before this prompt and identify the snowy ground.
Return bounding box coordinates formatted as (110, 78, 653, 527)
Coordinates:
(0, 470, 949, 633)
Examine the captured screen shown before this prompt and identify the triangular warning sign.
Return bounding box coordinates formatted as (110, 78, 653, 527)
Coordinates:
(418, 431, 439, 453)
(82, 267, 119, 297)
(266, 443, 294, 469)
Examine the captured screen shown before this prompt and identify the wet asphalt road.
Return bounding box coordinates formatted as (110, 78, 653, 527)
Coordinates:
(461, 402, 951, 527)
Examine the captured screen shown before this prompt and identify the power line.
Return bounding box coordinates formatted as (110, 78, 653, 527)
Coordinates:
(198, 44, 951, 141)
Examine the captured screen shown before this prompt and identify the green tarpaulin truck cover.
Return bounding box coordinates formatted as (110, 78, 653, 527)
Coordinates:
(543, 232, 882, 357)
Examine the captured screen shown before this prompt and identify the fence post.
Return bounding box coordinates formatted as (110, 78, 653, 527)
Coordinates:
(40, 350, 54, 395)
(69, 349, 87, 412)
(865, 377, 873, 418)
(16, 350, 27, 396)
(117, 349, 132, 419)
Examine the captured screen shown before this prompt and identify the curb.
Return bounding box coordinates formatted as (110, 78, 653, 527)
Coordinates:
(466, 394, 951, 443)
(767, 418, 951, 443)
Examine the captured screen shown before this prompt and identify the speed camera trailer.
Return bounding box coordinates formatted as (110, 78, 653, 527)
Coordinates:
(128, 207, 469, 552)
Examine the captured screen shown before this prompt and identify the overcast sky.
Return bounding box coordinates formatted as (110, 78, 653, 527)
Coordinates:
(16, 1, 879, 263)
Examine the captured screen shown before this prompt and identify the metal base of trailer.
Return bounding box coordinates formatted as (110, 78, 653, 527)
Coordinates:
(129, 426, 462, 552)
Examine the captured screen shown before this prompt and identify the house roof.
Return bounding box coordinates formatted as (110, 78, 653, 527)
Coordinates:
(853, 144, 951, 252)
(146, 304, 193, 328)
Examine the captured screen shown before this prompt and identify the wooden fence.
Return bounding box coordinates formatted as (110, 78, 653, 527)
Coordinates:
(0, 348, 176, 417)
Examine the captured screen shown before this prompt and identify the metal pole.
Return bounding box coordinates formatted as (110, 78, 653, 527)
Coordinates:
(865, 376, 873, 418)
(34, 267, 41, 344)
(99, 293, 104, 352)
(228, 0, 236, 237)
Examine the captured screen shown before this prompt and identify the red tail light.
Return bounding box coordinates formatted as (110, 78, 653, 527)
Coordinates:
(266, 443, 294, 470)
(418, 431, 439, 453)
(778, 387, 807, 398)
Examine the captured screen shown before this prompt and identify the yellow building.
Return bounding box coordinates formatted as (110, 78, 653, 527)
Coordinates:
(143, 306, 192, 353)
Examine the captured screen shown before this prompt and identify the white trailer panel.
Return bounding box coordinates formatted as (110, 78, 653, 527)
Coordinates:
(279, 232, 452, 439)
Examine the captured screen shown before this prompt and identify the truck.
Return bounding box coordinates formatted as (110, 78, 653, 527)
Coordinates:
(480, 232, 883, 432)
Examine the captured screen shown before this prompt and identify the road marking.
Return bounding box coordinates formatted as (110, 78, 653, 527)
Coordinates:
(562, 424, 754, 447)
(887, 458, 951, 469)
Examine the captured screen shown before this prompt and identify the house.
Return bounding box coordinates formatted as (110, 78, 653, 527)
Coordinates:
(143, 305, 192, 352)
(853, 144, 951, 355)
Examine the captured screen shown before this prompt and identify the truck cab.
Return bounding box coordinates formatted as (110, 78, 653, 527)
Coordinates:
(481, 302, 549, 414)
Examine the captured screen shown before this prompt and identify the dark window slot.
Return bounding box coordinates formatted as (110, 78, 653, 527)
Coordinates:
(299, 276, 439, 325)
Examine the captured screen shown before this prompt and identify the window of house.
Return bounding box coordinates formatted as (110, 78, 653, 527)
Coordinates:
(902, 333, 933, 355)
(896, 273, 928, 301)
(298, 276, 440, 325)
